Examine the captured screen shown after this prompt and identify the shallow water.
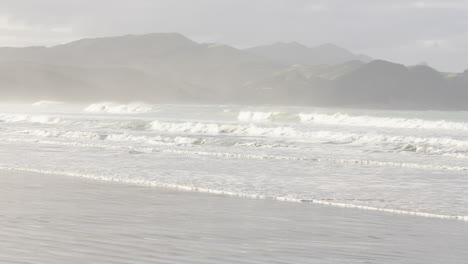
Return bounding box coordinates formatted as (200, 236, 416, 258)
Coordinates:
(2, 170, 468, 264)
(1, 102, 468, 219)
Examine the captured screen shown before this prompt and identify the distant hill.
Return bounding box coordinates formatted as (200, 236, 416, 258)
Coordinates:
(0, 33, 287, 103)
(0, 33, 467, 110)
(245, 42, 372, 66)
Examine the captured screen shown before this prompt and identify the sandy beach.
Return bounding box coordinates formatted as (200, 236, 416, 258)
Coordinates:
(1, 169, 467, 264)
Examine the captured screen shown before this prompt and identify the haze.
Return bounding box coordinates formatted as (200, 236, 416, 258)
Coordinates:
(3, 2, 468, 263)
(1, 0, 467, 72)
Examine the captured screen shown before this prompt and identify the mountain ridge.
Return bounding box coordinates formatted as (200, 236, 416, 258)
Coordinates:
(0, 33, 466, 110)
(245, 42, 372, 66)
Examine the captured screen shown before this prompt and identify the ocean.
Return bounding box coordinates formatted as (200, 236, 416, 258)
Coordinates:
(1, 101, 468, 221)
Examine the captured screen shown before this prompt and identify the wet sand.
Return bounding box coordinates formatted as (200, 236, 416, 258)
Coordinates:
(1, 169, 467, 264)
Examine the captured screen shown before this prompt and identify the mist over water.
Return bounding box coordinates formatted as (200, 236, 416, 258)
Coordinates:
(1, 102, 468, 220)
(2, 1, 468, 262)
(1, 33, 468, 110)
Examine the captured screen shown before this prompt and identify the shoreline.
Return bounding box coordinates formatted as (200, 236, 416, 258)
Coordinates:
(1, 166, 467, 222)
(2, 169, 468, 263)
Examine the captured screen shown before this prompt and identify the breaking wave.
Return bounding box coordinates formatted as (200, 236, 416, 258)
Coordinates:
(85, 102, 156, 114)
(299, 112, 468, 131)
(237, 111, 468, 131)
(32, 100, 64, 106)
(3, 112, 468, 159)
(3, 103, 468, 223)
(238, 111, 299, 122)
(148, 120, 468, 158)
(9, 128, 281, 150)
(0, 113, 64, 124)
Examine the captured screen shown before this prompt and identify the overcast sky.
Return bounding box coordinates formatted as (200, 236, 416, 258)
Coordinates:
(0, 0, 467, 72)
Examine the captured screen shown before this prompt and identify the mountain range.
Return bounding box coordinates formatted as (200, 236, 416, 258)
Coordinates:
(0, 32, 467, 110)
(245, 42, 372, 65)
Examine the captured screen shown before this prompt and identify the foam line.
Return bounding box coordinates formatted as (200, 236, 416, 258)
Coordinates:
(1, 166, 466, 222)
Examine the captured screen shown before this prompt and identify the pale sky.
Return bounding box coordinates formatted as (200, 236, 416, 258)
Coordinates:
(0, 0, 467, 72)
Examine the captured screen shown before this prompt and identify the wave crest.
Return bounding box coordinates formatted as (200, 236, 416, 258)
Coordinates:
(238, 111, 299, 122)
(299, 112, 468, 131)
(237, 110, 468, 131)
(32, 100, 64, 106)
(0, 113, 63, 124)
(84, 102, 155, 114)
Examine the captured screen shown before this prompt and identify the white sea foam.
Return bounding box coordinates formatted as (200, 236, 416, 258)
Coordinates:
(4, 130, 468, 173)
(148, 120, 468, 157)
(9, 128, 279, 150)
(301, 112, 468, 131)
(3, 113, 468, 158)
(155, 148, 468, 172)
(85, 102, 156, 114)
(32, 100, 64, 106)
(237, 110, 468, 131)
(150, 120, 297, 137)
(2, 103, 468, 222)
(238, 111, 299, 122)
(0, 113, 64, 124)
(1, 165, 467, 222)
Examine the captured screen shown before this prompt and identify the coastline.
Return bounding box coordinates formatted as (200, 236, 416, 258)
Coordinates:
(3, 165, 468, 222)
(2, 169, 467, 263)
